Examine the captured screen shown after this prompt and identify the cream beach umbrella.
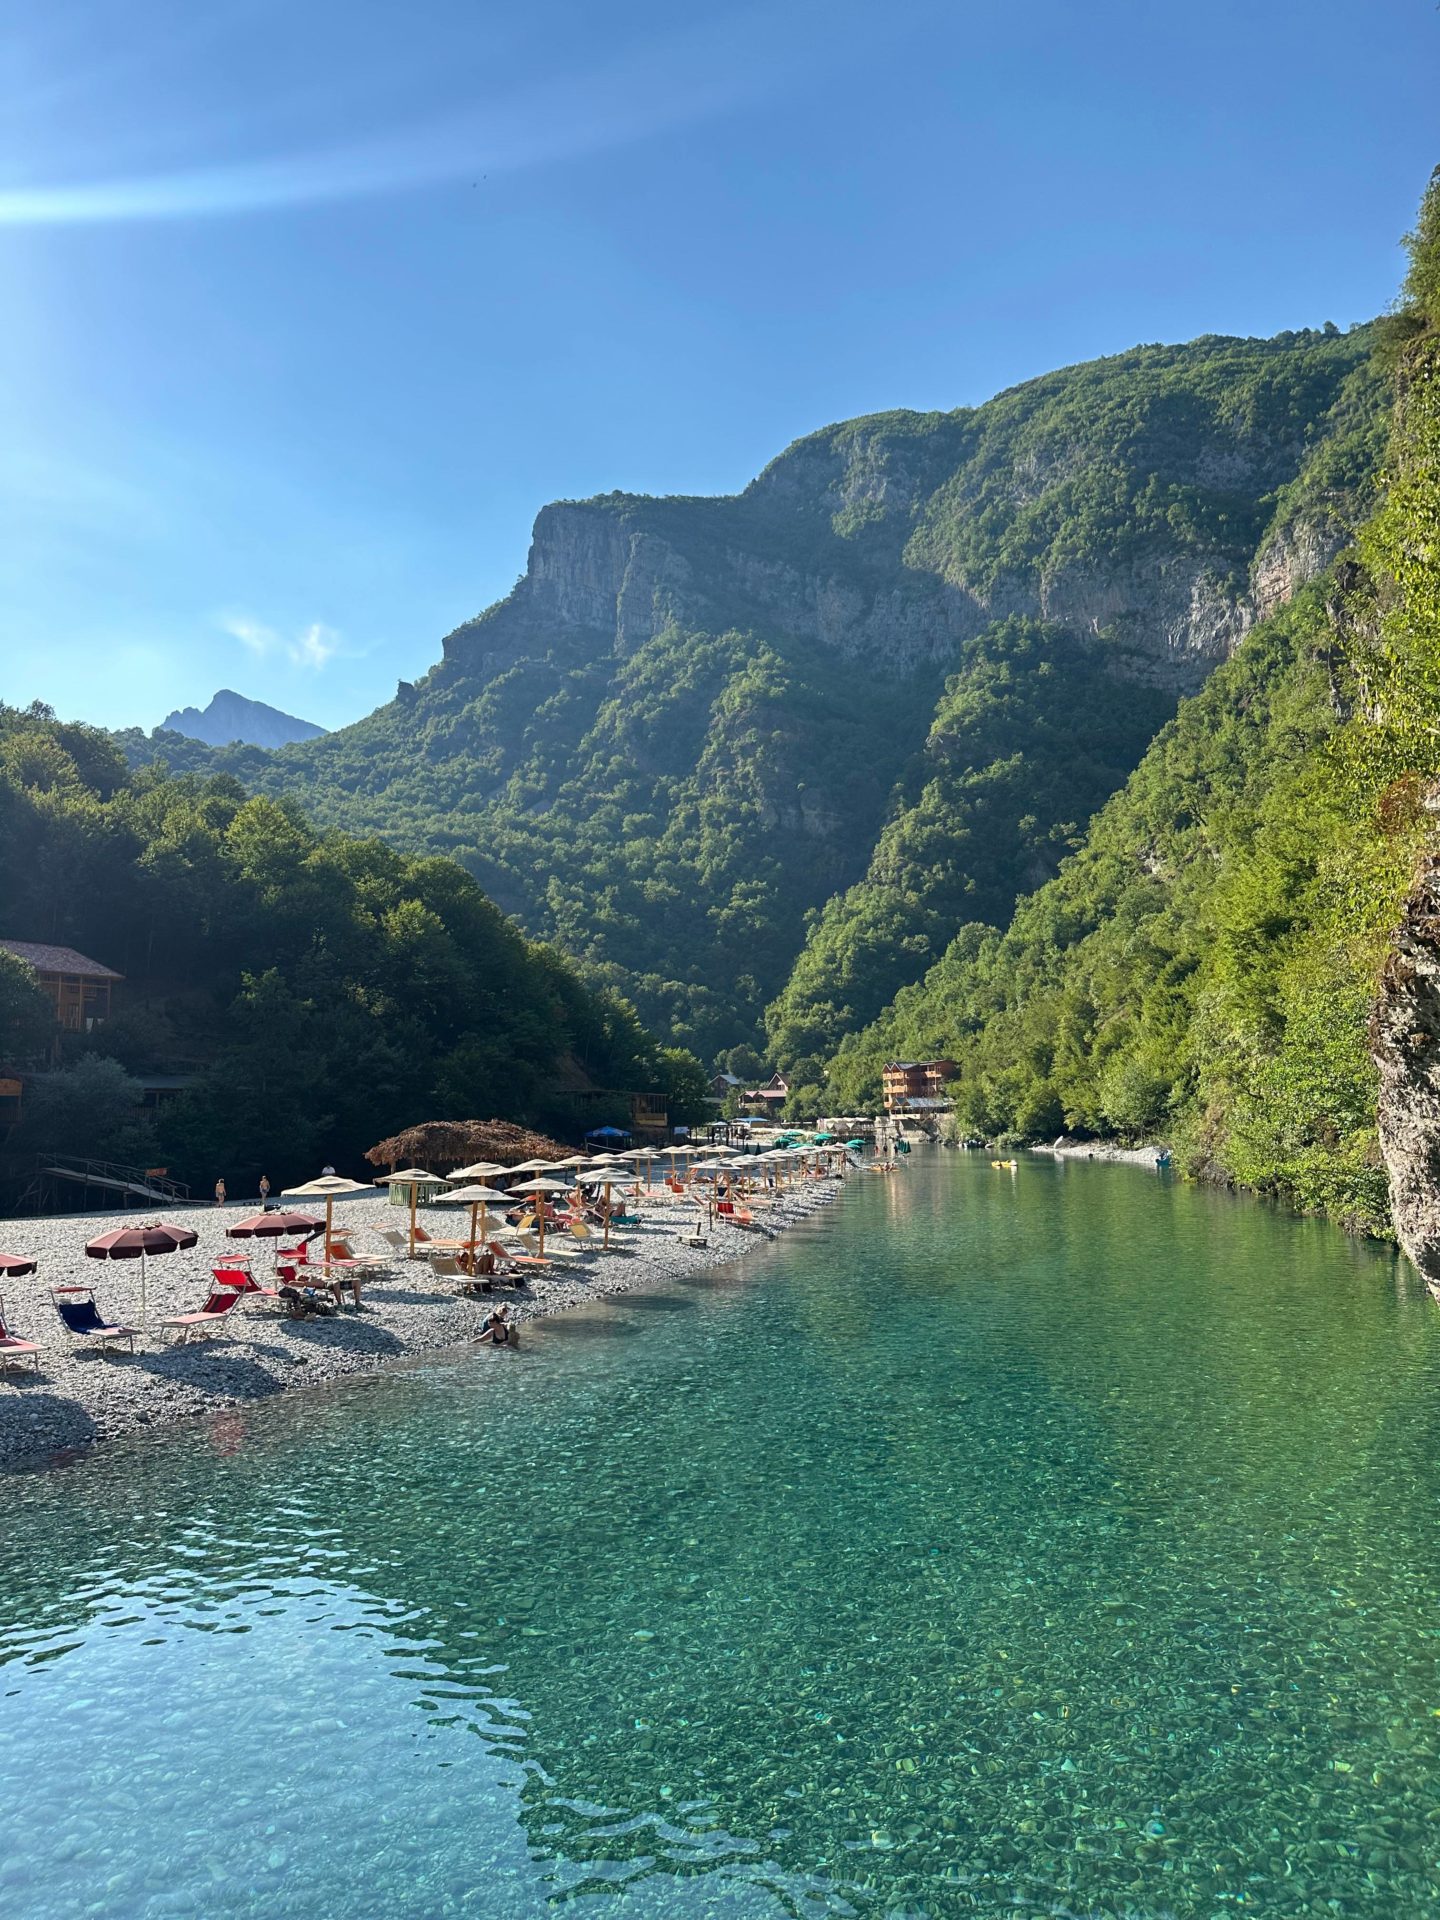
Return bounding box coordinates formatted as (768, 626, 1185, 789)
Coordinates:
(509, 1177, 569, 1256)
(282, 1174, 373, 1259)
(577, 1163, 634, 1249)
(435, 1183, 510, 1268)
(448, 1160, 509, 1183)
(622, 1143, 660, 1189)
(377, 1168, 440, 1256)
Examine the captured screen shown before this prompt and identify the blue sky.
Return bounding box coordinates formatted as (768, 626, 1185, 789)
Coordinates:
(2, 0, 1436, 732)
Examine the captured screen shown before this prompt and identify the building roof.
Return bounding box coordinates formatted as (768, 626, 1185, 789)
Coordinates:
(0, 939, 123, 981)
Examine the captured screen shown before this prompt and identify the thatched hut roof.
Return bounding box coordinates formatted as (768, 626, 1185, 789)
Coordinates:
(364, 1119, 570, 1171)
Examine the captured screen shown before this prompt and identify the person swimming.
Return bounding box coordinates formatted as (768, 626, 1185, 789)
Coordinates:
(480, 1304, 517, 1348)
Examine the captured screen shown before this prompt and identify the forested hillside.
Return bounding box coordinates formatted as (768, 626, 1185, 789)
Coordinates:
(119, 326, 1385, 1064)
(826, 169, 1440, 1236)
(0, 705, 702, 1196)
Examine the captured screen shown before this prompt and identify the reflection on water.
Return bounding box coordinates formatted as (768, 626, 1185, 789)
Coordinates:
(3, 1156, 1440, 1917)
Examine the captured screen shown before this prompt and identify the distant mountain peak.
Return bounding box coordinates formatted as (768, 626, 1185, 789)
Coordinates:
(159, 689, 326, 749)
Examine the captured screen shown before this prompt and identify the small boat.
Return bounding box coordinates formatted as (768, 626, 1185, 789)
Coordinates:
(990, 1158, 1018, 1171)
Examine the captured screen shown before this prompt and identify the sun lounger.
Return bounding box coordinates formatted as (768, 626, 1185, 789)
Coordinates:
(486, 1237, 553, 1273)
(213, 1266, 282, 1312)
(160, 1287, 243, 1344)
(52, 1285, 137, 1353)
(0, 1293, 40, 1372)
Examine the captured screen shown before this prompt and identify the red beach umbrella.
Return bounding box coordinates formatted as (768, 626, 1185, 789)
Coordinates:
(226, 1209, 323, 1273)
(85, 1221, 199, 1328)
(226, 1210, 323, 1240)
(0, 1252, 38, 1277)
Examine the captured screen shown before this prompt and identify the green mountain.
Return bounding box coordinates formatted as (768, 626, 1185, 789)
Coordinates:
(0, 706, 705, 1197)
(120, 325, 1385, 1067)
(826, 169, 1440, 1243)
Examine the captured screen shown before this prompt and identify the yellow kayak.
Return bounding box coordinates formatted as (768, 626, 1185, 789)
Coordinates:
(990, 1159, 1018, 1171)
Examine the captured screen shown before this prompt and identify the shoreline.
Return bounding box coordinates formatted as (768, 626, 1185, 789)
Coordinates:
(1027, 1136, 1171, 1168)
(0, 1180, 846, 1473)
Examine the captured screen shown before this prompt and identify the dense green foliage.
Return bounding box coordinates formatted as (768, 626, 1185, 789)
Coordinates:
(763, 619, 1177, 1072)
(117, 328, 1382, 1067)
(0, 704, 703, 1197)
(825, 172, 1440, 1233)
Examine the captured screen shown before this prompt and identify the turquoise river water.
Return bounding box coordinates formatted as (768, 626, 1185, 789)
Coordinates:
(3, 1153, 1440, 1919)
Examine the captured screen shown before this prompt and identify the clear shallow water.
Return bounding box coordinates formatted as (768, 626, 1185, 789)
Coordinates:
(3, 1155, 1440, 1919)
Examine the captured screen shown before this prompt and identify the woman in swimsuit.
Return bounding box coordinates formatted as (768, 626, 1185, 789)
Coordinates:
(480, 1304, 516, 1347)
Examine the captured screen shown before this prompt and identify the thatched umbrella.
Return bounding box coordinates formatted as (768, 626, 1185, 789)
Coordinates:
(282, 1174, 372, 1259)
(509, 1177, 569, 1257)
(365, 1120, 568, 1173)
(435, 1184, 510, 1270)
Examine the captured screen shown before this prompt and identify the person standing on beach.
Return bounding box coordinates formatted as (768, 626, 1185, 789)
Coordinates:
(258, 1173, 271, 1207)
(214, 1177, 227, 1206)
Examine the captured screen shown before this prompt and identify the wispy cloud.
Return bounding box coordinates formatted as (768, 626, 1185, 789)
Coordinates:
(222, 613, 340, 671)
(0, 11, 796, 228)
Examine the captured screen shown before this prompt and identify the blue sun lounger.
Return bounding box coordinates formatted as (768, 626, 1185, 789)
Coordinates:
(52, 1285, 138, 1354)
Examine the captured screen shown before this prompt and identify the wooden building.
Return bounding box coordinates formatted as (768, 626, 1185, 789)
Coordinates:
(550, 1052, 669, 1139)
(0, 939, 122, 1034)
(741, 1073, 790, 1114)
(881, 1060, 956, 1113)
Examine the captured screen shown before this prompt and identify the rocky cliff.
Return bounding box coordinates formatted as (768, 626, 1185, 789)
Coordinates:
(116, 324, 1387, 1064)
(1372, 847, 1440, 1288)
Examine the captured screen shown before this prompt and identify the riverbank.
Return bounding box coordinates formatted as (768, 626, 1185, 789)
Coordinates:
(1031, 1135, 1171, 1167)
(0, 1179, 845, 1471)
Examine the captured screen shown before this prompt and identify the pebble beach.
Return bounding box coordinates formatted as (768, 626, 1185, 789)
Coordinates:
(0, 1177, 846, 1471)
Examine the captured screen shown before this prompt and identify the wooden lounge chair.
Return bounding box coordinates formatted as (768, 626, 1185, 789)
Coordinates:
(52, 1285, 138, 1353)
(160, 1287, 243, 1344)
(0, 1293, 40, 1372)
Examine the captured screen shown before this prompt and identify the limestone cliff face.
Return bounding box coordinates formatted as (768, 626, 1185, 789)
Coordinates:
(1250, 517, 1354, 626)
(1372, 848, 1440, 1289)
(441, 349, 1364, 698)
(444, 479, 1339, 697)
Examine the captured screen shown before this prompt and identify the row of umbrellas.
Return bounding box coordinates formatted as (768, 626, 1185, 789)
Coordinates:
(0, 1142, 852, 1334)
(369, 1141, 848, 1259)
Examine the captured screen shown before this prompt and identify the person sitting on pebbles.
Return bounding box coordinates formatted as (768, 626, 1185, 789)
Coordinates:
(479, 1303, 518, 1348)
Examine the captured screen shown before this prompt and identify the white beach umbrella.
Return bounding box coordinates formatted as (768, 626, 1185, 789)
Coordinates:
(510, 1177, 569, 1255)
(283, 1173, 372, 1257)
(435, 1183, 511, 1266)
(575, 1164, 634, 1247)
(377, 1167, 441, 1255)
(448, 1160, 509, 1182)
